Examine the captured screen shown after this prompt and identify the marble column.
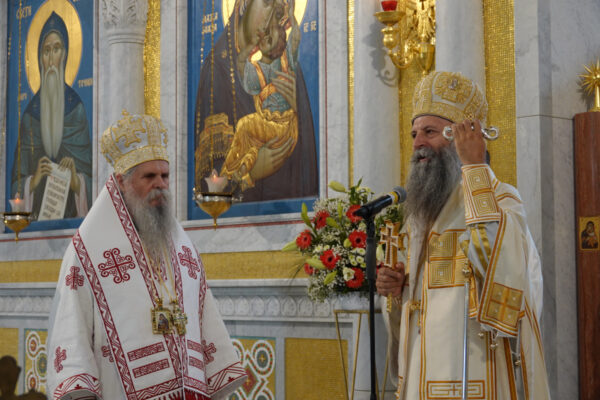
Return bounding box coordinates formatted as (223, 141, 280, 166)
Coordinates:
(350, 3, 401, 398)
(100, 0, 147, 122)
(352, 0, 401, 195)
(435, 0, 485, 89)
(98, 0, 148, 184)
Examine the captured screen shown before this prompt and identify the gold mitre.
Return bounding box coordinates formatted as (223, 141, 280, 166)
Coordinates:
(412, 71, 488, 124)
(101, 110, 169, 174)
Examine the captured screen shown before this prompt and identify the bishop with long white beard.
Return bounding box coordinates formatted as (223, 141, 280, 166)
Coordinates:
(47, 111, 246, 399)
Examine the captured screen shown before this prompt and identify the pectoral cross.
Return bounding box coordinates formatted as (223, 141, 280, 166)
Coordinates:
(171, 301, 188, 336)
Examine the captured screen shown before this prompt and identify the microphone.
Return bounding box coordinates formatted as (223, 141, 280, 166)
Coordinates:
(353, 186, 407, 219)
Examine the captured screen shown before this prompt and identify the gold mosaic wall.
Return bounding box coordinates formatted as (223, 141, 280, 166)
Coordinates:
(399, 64, 430, 184)
(0, 260, 60, 283)
(482, 0, 517, 186)
(285, 338, 348, 399)
(202, 251, 306, 280)
(144, 0, 161, 118)
(0, 252, 308, 282)
(0, 328, 19, 362)
(347, 0, 356, 185)
(398, 1, 517, 186)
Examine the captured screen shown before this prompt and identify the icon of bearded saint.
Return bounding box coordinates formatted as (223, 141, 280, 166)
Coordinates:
(11, 11, 92, 220)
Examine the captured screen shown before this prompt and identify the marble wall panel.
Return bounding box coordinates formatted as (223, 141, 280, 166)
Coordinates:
(513, 1, 600, 398)
(550, 117, 577, 400)
(549, 0, 600, 119)
(324, 0, 350, 192)
(353, 0, 400, 194)
(0, 280, 390, 399)
(515, 116, 543, 248)
(514, 0, 549, 118)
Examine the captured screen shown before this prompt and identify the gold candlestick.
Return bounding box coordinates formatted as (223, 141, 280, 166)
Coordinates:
(3, 212, 32, 241)
(375, 0, 436, 74)
(3, 195, 32, 241)
(579, 59, 600, 112)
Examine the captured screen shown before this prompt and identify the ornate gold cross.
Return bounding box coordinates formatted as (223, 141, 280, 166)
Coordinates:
(379, 221, 404, 312)
(379, 220, 403, 268)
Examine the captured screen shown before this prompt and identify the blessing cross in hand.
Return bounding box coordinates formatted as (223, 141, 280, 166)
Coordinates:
(379, 221, 403, 268)
(379, 221, 405, 312)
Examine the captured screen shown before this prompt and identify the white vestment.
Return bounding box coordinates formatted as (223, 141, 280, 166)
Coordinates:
(383, 165, 550, 399)
(47, 176, 246, 400)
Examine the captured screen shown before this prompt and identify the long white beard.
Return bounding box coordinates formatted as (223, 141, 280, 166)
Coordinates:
(122, 185, 175, 260)
(40, 61, 65, 159)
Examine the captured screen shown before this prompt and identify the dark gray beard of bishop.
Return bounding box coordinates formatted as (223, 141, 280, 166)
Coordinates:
(123, 186, 175, 259)
(405, 146, 462, 226)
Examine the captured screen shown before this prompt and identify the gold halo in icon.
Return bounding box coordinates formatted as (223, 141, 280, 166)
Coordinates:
(25, 0, 82, 94)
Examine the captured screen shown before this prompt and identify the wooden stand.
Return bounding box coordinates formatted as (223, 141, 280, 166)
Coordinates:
(573, 112, 600, 400)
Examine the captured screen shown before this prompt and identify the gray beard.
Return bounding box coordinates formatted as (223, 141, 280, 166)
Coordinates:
(404, 146, 462, 226)
(122, 186, 175, 260)
(40, 62, 65, 159)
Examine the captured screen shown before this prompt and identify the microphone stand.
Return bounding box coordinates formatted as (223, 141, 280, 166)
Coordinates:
(365, 215, 378, 400)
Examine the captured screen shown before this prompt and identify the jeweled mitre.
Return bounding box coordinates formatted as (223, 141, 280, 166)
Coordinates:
(412, 71, 488, 124)
(101, 110, 169, 174)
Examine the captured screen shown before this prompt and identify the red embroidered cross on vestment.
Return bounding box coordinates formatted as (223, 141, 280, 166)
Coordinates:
(202, 340, 216, 363)
(101, 345, 114, 362)
(178, 246, 200, 279)
(65, 266, 84, 290)
(54, 346, 67, 372)
(98, 248, 135, 284)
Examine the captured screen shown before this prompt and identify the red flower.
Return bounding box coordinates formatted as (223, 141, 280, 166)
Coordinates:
(346, 205, 362, 223)
(349, 230, 367, 248)
(313, 210, 330, 229)
(320, 249, 340, 270)
(303, 263, 315, 275)
(296, 230, 313, 250)
(347, 268, 365, 288)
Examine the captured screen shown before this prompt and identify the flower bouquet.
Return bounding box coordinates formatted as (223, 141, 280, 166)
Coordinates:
(282, 180, 404, 302)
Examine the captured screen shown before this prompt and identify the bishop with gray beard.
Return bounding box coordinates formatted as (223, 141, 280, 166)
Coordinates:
(405, 145, 463, 226)
(120, 166, 176, 262)
(11, 11, 92, 220)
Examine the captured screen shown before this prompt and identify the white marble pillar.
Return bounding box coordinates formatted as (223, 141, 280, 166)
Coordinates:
(161, 0, 187, 220)
(435, 0, 486, 89)
(100, 0, 148, 123)
(352, 0, 401, 195)
(97, 0, 148, 184)
(349, 3, 401, 399)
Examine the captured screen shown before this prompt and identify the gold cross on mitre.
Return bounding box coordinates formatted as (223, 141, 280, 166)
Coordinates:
(113, 110, 144, 147)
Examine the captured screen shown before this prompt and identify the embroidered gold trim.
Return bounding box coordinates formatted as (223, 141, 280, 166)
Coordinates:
(485, 282, 522, 330)
(477, 223, 492, 261)
(425, 380, 485, 399)
(470, 227, 489, 272)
